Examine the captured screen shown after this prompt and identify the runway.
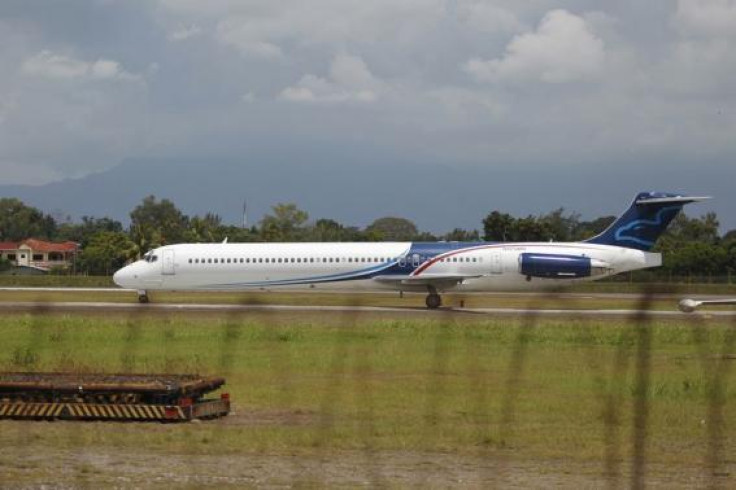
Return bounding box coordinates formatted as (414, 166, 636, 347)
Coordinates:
(1, 300, 734, 317)
(2, 286, 735, 301)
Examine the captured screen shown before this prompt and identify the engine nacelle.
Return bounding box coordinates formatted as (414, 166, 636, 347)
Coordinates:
(519, 253, 609, 279)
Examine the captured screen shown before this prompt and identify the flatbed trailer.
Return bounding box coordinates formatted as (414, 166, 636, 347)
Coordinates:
(0, 372, 230, 422)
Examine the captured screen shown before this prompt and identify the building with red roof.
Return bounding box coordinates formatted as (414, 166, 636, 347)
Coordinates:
(0, 239, 79, 272)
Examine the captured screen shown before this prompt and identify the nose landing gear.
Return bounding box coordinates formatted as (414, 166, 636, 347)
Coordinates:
(137, 290, 150, 304)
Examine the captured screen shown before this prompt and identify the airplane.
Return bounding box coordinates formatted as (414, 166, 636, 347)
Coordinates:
(113, 191, 709, 308)
(678, 298, 736, 313)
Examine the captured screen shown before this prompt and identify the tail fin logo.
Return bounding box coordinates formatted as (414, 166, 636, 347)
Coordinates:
(612, 205, 681, 248)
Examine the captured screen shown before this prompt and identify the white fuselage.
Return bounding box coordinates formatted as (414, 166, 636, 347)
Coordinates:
(113, 241, 662, 293)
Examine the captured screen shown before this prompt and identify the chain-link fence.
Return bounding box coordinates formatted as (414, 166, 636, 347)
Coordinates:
(0, 290, 734, 487)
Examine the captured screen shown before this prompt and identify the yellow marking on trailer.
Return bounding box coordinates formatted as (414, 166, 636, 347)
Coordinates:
(143, 405, 155, 419)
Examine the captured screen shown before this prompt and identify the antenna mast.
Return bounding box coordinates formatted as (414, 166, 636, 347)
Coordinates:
(242, 198, 248, 229)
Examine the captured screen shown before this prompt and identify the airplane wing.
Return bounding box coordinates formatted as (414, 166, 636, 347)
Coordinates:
(678, 298, 736, 313)
(372, 274, 483, 289)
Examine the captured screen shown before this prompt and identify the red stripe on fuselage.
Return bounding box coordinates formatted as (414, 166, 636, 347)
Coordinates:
(411, 242, 605, 276)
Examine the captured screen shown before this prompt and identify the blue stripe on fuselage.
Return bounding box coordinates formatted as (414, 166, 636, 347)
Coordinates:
(200, 242, 488, 288)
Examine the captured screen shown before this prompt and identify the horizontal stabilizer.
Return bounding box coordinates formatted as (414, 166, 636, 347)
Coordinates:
(635, 196, 710, 205)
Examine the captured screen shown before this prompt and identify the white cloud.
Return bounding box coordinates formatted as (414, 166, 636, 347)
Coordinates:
(463, 10, 605, 83)
(661, 1, 736, 94)
(169, 23, 202, 41)
(21, 51, 142, 82)
(674, 0, 736, 38)
(280, 54, 384, 104)
(201, 1, 445, 62)
(215, 18, 285, 59)
(457, 2, 524, 34)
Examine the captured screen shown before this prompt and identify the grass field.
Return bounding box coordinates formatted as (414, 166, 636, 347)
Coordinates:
(1, 308, 734, 486)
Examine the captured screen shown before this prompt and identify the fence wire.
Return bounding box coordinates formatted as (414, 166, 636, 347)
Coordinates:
(2, 289, 735, 487)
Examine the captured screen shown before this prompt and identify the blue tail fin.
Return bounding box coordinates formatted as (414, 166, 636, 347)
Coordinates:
(586, 192, 709, 251)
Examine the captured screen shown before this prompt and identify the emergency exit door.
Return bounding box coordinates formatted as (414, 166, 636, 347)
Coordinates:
(489, 250, 502, 274)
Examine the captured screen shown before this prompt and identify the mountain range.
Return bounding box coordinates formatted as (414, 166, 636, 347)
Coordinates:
(0, 158, 731, 234)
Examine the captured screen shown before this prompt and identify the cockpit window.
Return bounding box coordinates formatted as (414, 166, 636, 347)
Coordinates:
(143, 252, 159, 263)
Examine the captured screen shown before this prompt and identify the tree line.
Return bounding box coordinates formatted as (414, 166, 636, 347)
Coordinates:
(1, 196, 735, 277)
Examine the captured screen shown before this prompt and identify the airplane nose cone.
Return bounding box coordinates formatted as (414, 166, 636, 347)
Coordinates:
(113, 267, 132, 288)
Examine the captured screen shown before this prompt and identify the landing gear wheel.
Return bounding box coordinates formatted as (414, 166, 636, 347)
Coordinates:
(425, 293, 442, 309)
(138, 293, 149, 304)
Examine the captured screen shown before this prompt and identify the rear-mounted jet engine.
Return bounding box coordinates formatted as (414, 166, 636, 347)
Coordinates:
(519, 253, 610, 280)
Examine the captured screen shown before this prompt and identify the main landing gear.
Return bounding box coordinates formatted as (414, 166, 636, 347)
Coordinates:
(425, 286, 442, 309)
(137, 290, 150, 304)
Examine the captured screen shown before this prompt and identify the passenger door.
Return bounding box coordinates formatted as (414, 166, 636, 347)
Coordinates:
(162, 249, 176, 275)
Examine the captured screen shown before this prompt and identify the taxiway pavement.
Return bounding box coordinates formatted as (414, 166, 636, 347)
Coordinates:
(0, 300, 734, 317)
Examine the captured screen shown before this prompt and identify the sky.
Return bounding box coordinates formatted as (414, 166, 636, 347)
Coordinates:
(0, 1, 735, 229)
